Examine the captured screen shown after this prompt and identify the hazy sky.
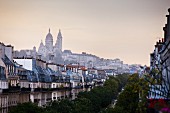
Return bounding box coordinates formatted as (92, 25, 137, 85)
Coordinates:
(0, 0, 170, 65)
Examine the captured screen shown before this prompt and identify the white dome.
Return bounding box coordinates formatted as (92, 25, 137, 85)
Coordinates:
(45, 29, 53, 42)
(45, 28, 53, 52)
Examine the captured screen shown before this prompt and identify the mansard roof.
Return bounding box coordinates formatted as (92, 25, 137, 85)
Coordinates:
(2, 55, 14, 66)
(34, 66, 52, 83)
(27, 71, 38, 82)
(46, 67, 55, 75)
(0, 66, 6, 80)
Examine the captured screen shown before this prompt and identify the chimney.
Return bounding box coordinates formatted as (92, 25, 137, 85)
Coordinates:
(163, 24, 167, 42)
(5, 45, 14, 61)
(156, 42, 158, 45)
(162, 38, 164, 43)
(159, 40, 161, 43)
(167, 8, 170, 40)
(0, 43, 5, 59)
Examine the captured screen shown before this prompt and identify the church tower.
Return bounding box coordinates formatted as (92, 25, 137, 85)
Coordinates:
(38, 40, 46, 57)
(55, 29, 63, 52)
(45, 28, 53, 52)
(33, 46, 36, 59)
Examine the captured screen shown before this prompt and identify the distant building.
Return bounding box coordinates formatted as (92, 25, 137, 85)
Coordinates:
(62, 51, 99, 68)
(13, 29, 64, 64)
(13, 29, 133, 74)
(38, 29, 63, 64)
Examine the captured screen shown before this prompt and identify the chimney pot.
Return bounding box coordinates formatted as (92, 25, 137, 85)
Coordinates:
(168, 8, 170, 13)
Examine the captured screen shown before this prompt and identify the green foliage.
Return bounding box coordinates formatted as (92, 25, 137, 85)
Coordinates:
(116, 74, 129, 91)
(101, 105, 125, 113)
(111, 74, 140, 113)
(73, 98, 92, 113)
(138, 77, 149, 113)
(9, 102, 44, 113)
(45, 99, 73, 113)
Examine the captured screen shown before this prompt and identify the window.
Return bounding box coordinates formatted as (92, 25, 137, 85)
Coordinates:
(53, 84, 55, 88)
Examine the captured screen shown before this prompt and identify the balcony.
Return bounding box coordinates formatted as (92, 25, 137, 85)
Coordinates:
(8, 86, 20, 92)
(33, 88, 52, 92)
(51, 87, 71, 91)
(21, 87, 31, 92)
(2, 89, 9, 93)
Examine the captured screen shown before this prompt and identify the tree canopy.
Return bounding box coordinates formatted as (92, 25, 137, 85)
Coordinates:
(9, 74, 129, 113)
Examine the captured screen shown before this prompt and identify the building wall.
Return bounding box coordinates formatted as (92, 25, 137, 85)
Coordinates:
(0, 81, 8, 89)
(0, 94, 8, 109)
(10, 80, 18, 87)
(47, 64, 57, 72)
(30, 92, 49, 107)
(19, 93, 30, 104)
(5, 46, 13, 61)
(0, 43, 5, 59)
(14, 59, 33, 71)
(20, 81, 29, 88)
(29, 82, 38, 89)
(8, 93, 19, 107)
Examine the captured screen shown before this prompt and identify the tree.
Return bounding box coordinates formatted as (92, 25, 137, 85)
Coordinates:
(9, 102, 44, 113)
(45, 99, 73, 113)
(73, 98, 93, 113)
(112, 74, 139, 113)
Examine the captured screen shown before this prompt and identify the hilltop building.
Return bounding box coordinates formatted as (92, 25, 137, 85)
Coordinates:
(12, 28, 137, 74)
(14, 29, 64, 64)
(38, 29, 63, 64)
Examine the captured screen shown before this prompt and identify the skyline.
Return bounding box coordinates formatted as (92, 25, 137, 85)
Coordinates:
(0, 0, 170, 65)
